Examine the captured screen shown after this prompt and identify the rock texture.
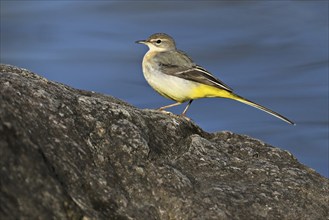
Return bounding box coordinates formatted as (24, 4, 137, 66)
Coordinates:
(0, 64, 328, 220)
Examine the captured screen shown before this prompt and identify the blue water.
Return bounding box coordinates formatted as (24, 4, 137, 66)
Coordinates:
(1, 1, 328, 177)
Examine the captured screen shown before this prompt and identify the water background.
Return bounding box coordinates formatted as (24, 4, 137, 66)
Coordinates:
(1, 1, 328, 177)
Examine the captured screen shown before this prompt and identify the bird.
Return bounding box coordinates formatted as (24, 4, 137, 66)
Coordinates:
(136, 33, 294, 125)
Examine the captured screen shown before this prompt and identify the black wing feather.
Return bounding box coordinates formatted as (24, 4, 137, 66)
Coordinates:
(155, 50, 233, 92)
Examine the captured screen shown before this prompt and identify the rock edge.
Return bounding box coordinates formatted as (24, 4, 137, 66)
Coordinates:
(1, 64, 328, 220)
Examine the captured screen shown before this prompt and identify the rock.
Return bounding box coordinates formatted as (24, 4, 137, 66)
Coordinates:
(0, 64, 328, 220)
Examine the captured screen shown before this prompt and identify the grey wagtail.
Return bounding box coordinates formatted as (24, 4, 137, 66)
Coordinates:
(136, 33, 295, 125)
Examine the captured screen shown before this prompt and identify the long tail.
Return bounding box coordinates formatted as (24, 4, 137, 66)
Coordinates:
(228, 93, 295, 125)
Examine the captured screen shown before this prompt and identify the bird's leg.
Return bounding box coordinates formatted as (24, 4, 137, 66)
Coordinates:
(158, 102, 182, 111)
(181, 100, 193, 116)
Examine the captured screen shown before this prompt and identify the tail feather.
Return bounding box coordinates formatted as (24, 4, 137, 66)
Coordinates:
(229, 93, 295, 125)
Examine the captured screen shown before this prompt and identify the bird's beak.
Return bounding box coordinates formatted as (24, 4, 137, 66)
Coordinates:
(135, 40, 147, 44)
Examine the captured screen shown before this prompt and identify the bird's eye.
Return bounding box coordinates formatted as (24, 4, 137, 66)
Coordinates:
(156, 39, 161, 44)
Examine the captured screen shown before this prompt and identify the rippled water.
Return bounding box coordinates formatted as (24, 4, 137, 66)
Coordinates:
(1, 1, 328, 177)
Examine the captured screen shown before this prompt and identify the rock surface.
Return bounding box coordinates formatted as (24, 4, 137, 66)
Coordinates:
(0, 64, 328, 220)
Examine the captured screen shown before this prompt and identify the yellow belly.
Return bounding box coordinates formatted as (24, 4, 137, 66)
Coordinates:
(191, 83, 235, 100)
(147, 74, 235, 103)
(142, 52, 235, 102)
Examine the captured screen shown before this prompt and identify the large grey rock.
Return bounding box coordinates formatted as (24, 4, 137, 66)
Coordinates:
(0, 64, 328, 220)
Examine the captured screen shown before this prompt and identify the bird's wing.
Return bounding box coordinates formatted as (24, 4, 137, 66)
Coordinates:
(176, 65, 233, 92)
(156, 50, 233, 92)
